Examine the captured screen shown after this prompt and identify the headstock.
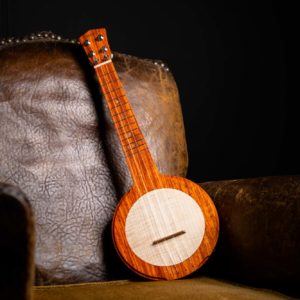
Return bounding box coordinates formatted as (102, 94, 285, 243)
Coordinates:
(79, 28, 112, 66)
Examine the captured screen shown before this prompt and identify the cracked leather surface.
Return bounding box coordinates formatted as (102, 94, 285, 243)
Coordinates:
(0, 41, 187, 284)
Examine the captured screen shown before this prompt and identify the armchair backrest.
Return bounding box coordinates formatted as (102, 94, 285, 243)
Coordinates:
(0, 34, 188, 285)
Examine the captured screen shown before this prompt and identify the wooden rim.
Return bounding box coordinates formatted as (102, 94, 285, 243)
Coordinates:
(112, 175, 219, 280)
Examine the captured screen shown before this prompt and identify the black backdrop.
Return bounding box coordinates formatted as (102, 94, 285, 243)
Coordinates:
(0, 0, 294, 182)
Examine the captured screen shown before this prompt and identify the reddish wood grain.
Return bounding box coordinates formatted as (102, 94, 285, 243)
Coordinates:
(79, 28, 219, 280)
(113, 175, 219, 280)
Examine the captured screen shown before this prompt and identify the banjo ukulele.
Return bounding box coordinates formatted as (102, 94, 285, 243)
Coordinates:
(79, 28, 219, 280)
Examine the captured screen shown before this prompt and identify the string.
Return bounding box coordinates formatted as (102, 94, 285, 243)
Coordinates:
(102, 61, 182, 265)
(103, 61, 182, 269)
(97, 63, 148, 189)
(98, 62, 172, 266)
(98, 61, 175, 268)
(103, 62, 180, 269)
(80, 31, 182, 274)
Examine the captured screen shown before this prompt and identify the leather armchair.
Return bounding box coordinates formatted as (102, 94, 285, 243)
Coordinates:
(0, 33, 299, 300)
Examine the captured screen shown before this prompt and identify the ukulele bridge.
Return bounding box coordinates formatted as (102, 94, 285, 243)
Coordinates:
(152, 230, 186, 246)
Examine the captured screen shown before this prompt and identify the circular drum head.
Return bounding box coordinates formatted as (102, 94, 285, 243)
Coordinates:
(125, 188, 205, 267)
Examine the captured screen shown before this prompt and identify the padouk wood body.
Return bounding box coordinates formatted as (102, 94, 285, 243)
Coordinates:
(79, 28, 219, 280)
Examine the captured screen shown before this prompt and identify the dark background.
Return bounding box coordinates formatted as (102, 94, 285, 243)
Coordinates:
(0, 0, 294, 182)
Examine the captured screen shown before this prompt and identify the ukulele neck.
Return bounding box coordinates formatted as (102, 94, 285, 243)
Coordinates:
(94, 61, 159, 185)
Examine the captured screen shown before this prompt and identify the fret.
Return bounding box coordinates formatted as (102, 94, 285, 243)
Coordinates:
(111, 100, 127, 108)
(103, 91, 126, 102)
(118, 127, 140, 137)
(105, 95, 127, 108)
(102, 86, 123, 96)
(100, 81, 123, 93)
(118, 132, 142, 144)
(104, 91, 126, 105)
(97, 71, 116, 79)
(122, 138, 145, 148)
(120, 132, 143, 142)
(117, 128, 138, 141)
(118, 130, 141, 142)
(131, 142, 145, 149)
(125, 141, 146, 150)
(99, 78, 120, 88)
(112, 108, 132, 117)
(124, 145, 146, 156)
(113, 100, 126, 107)
(126, 145, 148, 157)
(97, 71, 113, 78)
(128, 140, 145, 149)
(113, 115, 135, 125)
(111, 103, 131, 114)
(115, 120, 136, 130)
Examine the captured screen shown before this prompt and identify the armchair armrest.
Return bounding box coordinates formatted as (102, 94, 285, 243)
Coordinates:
(0, 183, 35, 300)
(199, 176, 300, 298)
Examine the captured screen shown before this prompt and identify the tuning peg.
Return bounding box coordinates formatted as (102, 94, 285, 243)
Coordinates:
(96, 34, 104, 41)
(100, 46, 108, 53)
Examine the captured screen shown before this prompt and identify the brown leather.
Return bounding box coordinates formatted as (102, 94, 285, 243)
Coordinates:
(0, 183, 35, 300)
(199, 176, 300, 297)
(0, 41, 187, 284)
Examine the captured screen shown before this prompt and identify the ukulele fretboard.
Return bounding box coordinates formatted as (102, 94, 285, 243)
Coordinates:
(79, 28, 160, 188)
(96, 64, 148, 157)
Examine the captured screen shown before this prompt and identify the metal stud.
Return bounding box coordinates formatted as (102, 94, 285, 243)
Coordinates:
(84, 39, 91, 46)
(93, 58, 99, 65)
(88, 51, 95, 57)
(0, 31, 68, 48)
(0, 31, 110, 54)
